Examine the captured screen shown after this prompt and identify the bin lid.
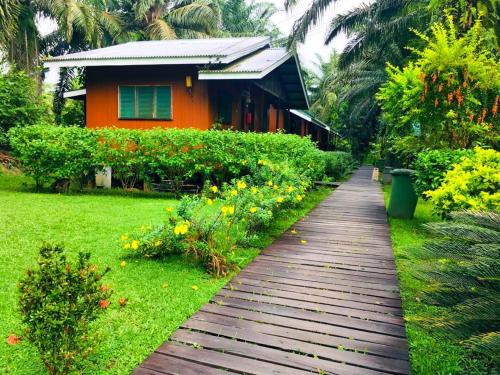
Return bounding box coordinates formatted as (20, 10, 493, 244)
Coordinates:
(391, 168, 415, 176)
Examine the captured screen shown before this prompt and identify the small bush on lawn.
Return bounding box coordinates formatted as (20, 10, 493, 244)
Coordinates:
(426, 147, 500, 215)
(415, 211, 500, 368)
(323, 151, 356, 180)
(122, 159, 310, 276)
(18, 244, 112, 374)
(8, 125, 97, 190)
(414, 149, 473, 196)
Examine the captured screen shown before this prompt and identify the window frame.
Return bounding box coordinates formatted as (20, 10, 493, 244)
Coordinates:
(118, 85, 173, 120)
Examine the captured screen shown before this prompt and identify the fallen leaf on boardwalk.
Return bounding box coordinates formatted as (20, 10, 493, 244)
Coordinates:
(291, 229, 297, 235)
(300, 240, 307, 244)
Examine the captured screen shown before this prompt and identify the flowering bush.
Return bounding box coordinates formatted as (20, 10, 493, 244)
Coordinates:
(122, 160, 311, 276)
(18, 245, 112, 374)
(414, 148, 473, 196)
(10, 126, 326, 189)
(426, 147, 500, 215)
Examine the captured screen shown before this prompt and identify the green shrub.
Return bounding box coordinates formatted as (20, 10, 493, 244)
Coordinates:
(0, 69, 52, 147)
(10, 126, 325, 190)
(414, 149, 473, 196)
(123, 159, 310, 276)
(18, 245, 112, 374)
(8, 124, 97, 190)
(426, 147, 500, 215)
(416, 211, 500, 367)
(323, 151, 356, 180)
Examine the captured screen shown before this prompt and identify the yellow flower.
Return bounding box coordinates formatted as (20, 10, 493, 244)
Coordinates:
(131, 240, 139, 250)
(300, 240, 307, 244)
(291, 229, 297, 235)
(241, 159, 247, 165)
(174, 222, 189, 235)
(120, 234, 128, 241)
(249, 207, 257, 214)
(287, 186, 294, 192)
(276, 197, 284, 203)
(221, 206, 228, 215)
(154, 240, 163, 247)
(206, 198, 213, 205)
(210, 186, 218, 193)
(123, 243, 131, 250)
(228, 206, 235, 215)
(267, 180, 273, 186)
(120, 261, 127, 267)
(165, 207, 174, 213)
(251, 187, 258, 194)
(273, 184, 279, 190)
(258, 159, 266, 165)
(191, 285, 199, 291)
(230, 189, 238, 196)
(296, 195, 303, 202)
(237, 181, 247, 190)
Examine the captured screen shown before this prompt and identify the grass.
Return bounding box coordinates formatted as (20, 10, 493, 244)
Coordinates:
(0, 171, 331, 374)
(384, 185, 492, 375)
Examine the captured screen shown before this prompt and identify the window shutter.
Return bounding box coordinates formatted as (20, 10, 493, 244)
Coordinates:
(137, 86, 154, 118)
(119, 86, 135, 118)
(156, 86, 172, 119)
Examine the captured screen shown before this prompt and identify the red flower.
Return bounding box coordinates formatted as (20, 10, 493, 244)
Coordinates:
(118, 297, 127, 308)
(99, 300, 110, 309)
(7, 334, 20, 346)
(100, 284, 109, 292)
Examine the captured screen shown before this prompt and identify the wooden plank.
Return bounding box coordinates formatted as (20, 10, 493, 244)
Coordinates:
(183, 317, 411, 373)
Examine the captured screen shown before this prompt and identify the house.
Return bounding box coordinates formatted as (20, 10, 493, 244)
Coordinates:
(45, 37, 334, 148)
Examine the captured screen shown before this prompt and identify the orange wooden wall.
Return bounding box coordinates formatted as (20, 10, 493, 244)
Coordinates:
(86, 66, 211, 129)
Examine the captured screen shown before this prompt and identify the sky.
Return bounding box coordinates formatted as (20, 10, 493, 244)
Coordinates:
(40, 0, 369, 84)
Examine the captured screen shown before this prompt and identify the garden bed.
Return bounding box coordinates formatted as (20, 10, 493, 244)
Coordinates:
(0, 172, 331, 374)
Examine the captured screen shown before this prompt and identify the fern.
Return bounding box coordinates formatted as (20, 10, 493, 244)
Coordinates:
(415, 210, 500, 366)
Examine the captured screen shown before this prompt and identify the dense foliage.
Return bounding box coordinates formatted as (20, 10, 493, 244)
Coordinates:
(416, 211, 499, 367)
(18, 245, 112, 374)
(8, 125, 327, 190)
(414, 149, 473, 196)
(123, 159, 310, 276)
(323, 151, 356, 180)
(377, 17, 499, 152)
(0, 69, 51, 146)
(425, 148, 500, 215)
(8, 125, 97, 190)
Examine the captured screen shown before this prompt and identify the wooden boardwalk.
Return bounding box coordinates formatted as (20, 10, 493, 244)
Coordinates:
(134, 167, 410, 375)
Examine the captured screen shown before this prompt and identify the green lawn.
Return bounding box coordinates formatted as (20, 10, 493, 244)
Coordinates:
(0, 171, 330, 374)
(384, 186, 491, 375)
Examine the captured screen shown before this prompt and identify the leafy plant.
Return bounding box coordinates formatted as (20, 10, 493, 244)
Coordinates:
(426, 147, 500, 215)
(415, 211, 500, 367)
(0, 69, 52, 146)
(323, 151, 356, 180)
(414, 149, 473, 196)
(123, 159, 311, 276)
(377, 16, 499, 149)
(8, 124, 97, 190)
(18, 244, 112, 374)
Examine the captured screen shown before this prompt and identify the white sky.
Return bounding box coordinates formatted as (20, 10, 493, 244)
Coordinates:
(39, 0, 369, 84)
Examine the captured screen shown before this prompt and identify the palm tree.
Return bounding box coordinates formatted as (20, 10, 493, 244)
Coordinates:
(220, 0, 281, 39)
(126, 0, 221, 40)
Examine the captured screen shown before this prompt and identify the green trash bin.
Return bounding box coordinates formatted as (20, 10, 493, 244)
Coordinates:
(375, 158, 385, 172)
(387, 169, 418, 219)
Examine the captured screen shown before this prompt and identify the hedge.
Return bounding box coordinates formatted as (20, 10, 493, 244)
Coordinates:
(414, 149, 473, 196)
(9, 125, 328, 190)
(323, 151, 357, 180)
